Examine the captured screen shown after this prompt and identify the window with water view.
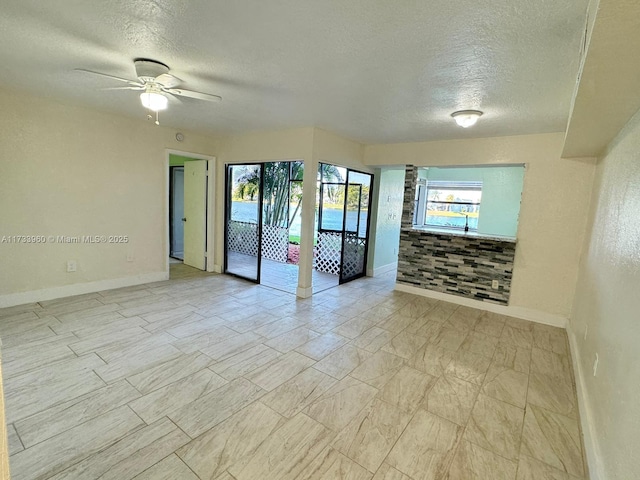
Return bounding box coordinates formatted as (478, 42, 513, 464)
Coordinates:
(415, 181, 482, 231)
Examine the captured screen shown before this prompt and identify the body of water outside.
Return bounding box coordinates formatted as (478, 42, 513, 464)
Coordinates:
(231, 201, 478, 235)
(425, 214, 479, 230)
(230, 201, 368, 238)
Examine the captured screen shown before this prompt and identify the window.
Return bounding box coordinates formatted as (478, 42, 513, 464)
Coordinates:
(414, 180, 482, 231)
(412, 165, 524, 238)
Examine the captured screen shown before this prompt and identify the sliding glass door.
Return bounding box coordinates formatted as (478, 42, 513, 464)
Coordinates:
(224, 164, 263, 282)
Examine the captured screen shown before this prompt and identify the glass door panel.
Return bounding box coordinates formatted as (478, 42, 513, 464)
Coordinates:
(319, 183, 346, 231)
(225, 164, 262, 282)
(340, 170, 373, 284)
(315, 182, 345, 276)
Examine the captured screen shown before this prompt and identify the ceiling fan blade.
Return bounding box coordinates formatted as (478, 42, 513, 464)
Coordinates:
(165, 88, 222, 102)
(75, 69, 141, 86)
(154, 73, 181, 88)
(101, 86, 145, 91)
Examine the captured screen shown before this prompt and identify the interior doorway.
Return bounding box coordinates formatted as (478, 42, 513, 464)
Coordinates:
(167, 152, 214, 272)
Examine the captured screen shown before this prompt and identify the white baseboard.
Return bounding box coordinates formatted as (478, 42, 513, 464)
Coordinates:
(0, 271, 169, 309)
(567, 325, 602, 480)
(296, 286, 313, 298)
(395, 282, 567, 328)
(211, 264, 223, 274)
(367, 262, 398, 278)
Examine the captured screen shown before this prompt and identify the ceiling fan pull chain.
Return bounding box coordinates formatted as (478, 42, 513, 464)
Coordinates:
(155, 110, 160, 126)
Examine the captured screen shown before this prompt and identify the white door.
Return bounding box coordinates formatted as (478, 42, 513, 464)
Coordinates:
(183, 160, 207, 270)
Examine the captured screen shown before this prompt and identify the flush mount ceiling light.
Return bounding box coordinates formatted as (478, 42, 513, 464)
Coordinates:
(140, 88, 168, 111)
(451, 110, 483, 128)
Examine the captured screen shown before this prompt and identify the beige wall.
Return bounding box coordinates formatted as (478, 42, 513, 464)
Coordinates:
(312, 128, 369, 173)
(217, 127, 314, 164)
(0, 88, 219, 305)
(569, 109, 640, 480)
(364, 133, 596, 320)
(0, 359, 7, 479)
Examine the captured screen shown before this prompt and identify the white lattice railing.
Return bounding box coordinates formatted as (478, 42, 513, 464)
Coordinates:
(227, 221, 259, 256)
(342, 232, 366, 278)
(228, 221, 367, 274)
(227, 221, 289, 264)
(315, 232, 342, 275)
(261, 225, 288, 263)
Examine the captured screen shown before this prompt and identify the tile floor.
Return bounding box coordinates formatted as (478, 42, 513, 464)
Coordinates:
(225, 252, 339, 294)
(0, 264, 588, 479)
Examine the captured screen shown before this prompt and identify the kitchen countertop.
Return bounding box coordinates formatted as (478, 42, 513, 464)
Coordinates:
(411, 226, 517, 243)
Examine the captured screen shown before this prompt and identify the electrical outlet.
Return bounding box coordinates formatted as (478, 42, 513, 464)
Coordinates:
(491, 280, 499, 289)
(593, 353, 599, 376)
(66, 260, 77, 273)
(584, 324, 588, 341)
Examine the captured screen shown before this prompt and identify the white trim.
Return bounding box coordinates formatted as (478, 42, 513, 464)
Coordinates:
(212, 264, 223, 274)
(395, 282, 567, 328)
(567, 325, 603, 480)
(0, 272, 168, 309)
(367, 261, 398, 277)
(296, 286, 313, 298)
(205, 156, 217, 273)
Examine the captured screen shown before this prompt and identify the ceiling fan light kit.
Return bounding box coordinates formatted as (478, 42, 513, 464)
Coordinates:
(140, 90, 168, 111)
(451, 110, 483, 128)
(76, 58, 222, 125)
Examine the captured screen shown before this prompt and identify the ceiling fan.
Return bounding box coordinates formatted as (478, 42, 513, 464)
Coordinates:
(76, 59, 221, 124)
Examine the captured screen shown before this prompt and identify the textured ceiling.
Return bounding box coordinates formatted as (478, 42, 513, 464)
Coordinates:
(0, 0, 588, 144)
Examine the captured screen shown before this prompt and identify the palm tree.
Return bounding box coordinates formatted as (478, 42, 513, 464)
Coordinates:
(234, 162, 305, 228)
(319, 164, 344, 204)
(288, 163, 304, 226)
(262, 162, 291, 227)
(319, 164, 343, 183)
(233, 166, 260, 201)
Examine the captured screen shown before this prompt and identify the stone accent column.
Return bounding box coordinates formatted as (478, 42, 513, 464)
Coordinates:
(400, 165, 418, 230)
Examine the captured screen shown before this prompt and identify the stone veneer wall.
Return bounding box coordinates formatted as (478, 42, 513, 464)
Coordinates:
(397, 165, 516, 305)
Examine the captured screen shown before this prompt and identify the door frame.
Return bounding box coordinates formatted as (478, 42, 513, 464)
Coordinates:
(165, 149, 217, 275)
(338, 168, 374, 284)
(223, 163, 265, 284)
(316, 164, 374, 285)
